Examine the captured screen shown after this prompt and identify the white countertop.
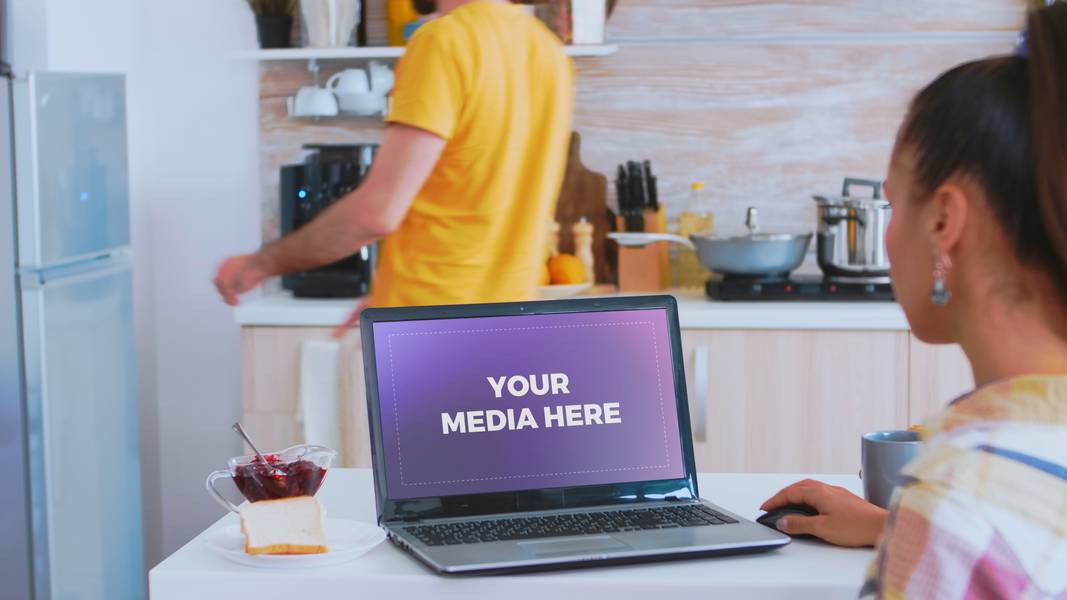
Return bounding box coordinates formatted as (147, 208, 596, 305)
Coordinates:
(150, 469, 874, 600)
(233, 289, 909, 330)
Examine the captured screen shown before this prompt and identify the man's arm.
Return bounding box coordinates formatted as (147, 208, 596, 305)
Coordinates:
(214, 124, 446, 305)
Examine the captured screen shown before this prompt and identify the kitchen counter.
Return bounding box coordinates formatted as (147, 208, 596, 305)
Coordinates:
(232, 288, 909, 331)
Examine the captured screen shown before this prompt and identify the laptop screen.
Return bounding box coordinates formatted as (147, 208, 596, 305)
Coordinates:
(370, 307, 686, 500)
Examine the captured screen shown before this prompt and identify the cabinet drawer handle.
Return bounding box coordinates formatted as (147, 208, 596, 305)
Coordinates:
(693, 344, 709, 442)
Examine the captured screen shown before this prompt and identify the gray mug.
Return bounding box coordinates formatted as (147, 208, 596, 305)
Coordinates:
(861, 430, 921, 508)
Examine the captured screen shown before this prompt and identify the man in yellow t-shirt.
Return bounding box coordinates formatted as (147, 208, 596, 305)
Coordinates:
(214, 0, 575, 334)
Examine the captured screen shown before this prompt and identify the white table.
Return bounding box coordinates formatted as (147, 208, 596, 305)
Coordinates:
(150, 469, 874, 600)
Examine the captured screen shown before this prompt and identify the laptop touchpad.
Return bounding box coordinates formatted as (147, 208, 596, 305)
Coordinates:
(519, 536, 631, 557)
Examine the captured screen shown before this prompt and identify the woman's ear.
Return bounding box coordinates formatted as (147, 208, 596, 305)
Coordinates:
(925, 177, 971, 254)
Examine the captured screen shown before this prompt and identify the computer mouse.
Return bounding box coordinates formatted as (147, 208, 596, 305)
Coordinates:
(756, 503, 819, 537)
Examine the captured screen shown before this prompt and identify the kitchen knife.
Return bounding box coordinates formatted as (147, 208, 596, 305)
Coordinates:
(626, 162, 645, 231)
(642, 160, 659, 210)
(615, 165, 628, 225)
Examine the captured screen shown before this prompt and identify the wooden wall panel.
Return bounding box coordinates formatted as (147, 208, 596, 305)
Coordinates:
(255, 1, 1027, 244)
(609, 0, 1026, 40)
(572, 38, 1015, 235)
(365, 0, 388, 46)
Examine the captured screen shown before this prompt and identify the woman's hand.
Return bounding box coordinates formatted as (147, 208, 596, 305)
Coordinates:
(760, 479, 888, 547)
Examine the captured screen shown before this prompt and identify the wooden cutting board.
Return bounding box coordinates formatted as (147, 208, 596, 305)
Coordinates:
(554, 131, 613, 283)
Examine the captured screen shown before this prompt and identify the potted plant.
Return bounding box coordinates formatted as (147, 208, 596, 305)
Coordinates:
(246, 0, 298, 49)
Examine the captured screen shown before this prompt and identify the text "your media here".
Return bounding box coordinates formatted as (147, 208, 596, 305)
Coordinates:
(440, 373, 622, 435)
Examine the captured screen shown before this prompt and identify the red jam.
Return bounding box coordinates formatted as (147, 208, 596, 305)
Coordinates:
(232, 454, 327, 502)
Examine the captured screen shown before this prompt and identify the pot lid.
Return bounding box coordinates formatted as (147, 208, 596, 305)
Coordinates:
(813, 195, 890, 209)
(813, 177, 889, 208)
(693, 206, 813, 241)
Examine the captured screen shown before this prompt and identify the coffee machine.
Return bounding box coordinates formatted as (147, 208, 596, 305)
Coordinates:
(280, 143, 378, 298)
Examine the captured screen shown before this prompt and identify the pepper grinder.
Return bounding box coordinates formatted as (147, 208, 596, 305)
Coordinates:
(546, 220, 561, 262)
(573, 217, 595, 284)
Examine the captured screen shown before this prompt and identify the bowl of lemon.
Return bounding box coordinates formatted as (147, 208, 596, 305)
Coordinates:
(539, 253, 593, 299)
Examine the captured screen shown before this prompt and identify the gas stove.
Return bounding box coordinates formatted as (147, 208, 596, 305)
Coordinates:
(706, 274, 894, 302)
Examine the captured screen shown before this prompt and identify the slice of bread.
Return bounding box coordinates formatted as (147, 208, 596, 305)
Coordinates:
(239, 496, 329, 555)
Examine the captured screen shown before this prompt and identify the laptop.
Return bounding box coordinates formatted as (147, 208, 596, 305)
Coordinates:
(359, 295, 789, 574)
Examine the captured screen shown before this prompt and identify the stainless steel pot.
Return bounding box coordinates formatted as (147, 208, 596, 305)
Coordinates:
(813, 178, 891, 280)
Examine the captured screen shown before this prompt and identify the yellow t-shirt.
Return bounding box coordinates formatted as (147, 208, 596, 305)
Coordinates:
(373, 1, 575, 308)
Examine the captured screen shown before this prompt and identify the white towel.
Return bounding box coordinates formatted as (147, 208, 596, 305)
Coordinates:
(334, 0, 360, 47)
(298, 340, 343, 451)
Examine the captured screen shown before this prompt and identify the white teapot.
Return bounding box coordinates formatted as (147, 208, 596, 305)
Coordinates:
(326, 68, 370, 95)
(368, 61, 394, 95)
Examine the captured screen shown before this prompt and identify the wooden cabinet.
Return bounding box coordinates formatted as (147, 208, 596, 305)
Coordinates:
(681, 330, 909, 473)
(907, 336, 974, 424)
(241, 326, 974, 474)
(241, 327, 372, 467)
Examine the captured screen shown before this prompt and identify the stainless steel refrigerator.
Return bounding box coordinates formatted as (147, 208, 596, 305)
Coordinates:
(0, 70, 144, 599)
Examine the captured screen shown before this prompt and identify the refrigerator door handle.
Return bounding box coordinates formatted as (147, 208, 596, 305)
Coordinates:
(18, 249, 131, 289)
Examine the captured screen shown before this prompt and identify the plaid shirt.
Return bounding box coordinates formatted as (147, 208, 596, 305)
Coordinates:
(861, 375, 1067, 599)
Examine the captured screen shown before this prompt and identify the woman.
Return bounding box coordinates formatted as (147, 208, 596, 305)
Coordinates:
(762, 4, 1067, 597)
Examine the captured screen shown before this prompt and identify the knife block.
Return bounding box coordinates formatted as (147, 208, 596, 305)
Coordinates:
(617, 208, 671, 293)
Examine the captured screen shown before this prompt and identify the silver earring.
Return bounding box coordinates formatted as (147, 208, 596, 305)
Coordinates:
(931, 255, 952, 306)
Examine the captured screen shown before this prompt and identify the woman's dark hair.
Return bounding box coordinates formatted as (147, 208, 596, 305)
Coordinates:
(899, 3, 1067, 301)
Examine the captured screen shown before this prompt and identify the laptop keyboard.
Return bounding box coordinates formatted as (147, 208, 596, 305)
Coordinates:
(404, 504, 739, 546)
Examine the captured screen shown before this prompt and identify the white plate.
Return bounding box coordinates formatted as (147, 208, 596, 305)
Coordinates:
(204, 518, 386, 569)
(539, 282, 593, 299)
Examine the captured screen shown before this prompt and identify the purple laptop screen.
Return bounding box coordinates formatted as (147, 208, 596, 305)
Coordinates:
(371, 308, 685, 500)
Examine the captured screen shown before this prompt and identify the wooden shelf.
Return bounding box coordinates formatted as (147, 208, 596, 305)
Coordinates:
(234, 44, 617, 61)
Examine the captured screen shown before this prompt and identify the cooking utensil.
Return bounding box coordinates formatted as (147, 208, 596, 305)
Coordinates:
(609, 207, 812, 278)
(616, 162, 645, 232)
(691, 207, 811, 277)
(690, 232, 812, 278)
(554, 132, 612, 283)
(627, 161, 646, 231)
(231, 421, 286, 485)
(813, 177, 891, 280)
(609, 232, 694, 249)
(233, 421, 271, 466)
(640, 160, 659, 211)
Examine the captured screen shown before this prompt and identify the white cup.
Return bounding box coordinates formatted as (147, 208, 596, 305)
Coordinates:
(326, 68, 370, 96)
(291, 85, 339, 117)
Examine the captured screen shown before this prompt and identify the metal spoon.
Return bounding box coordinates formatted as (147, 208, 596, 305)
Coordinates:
(232, 421, 272, 466)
